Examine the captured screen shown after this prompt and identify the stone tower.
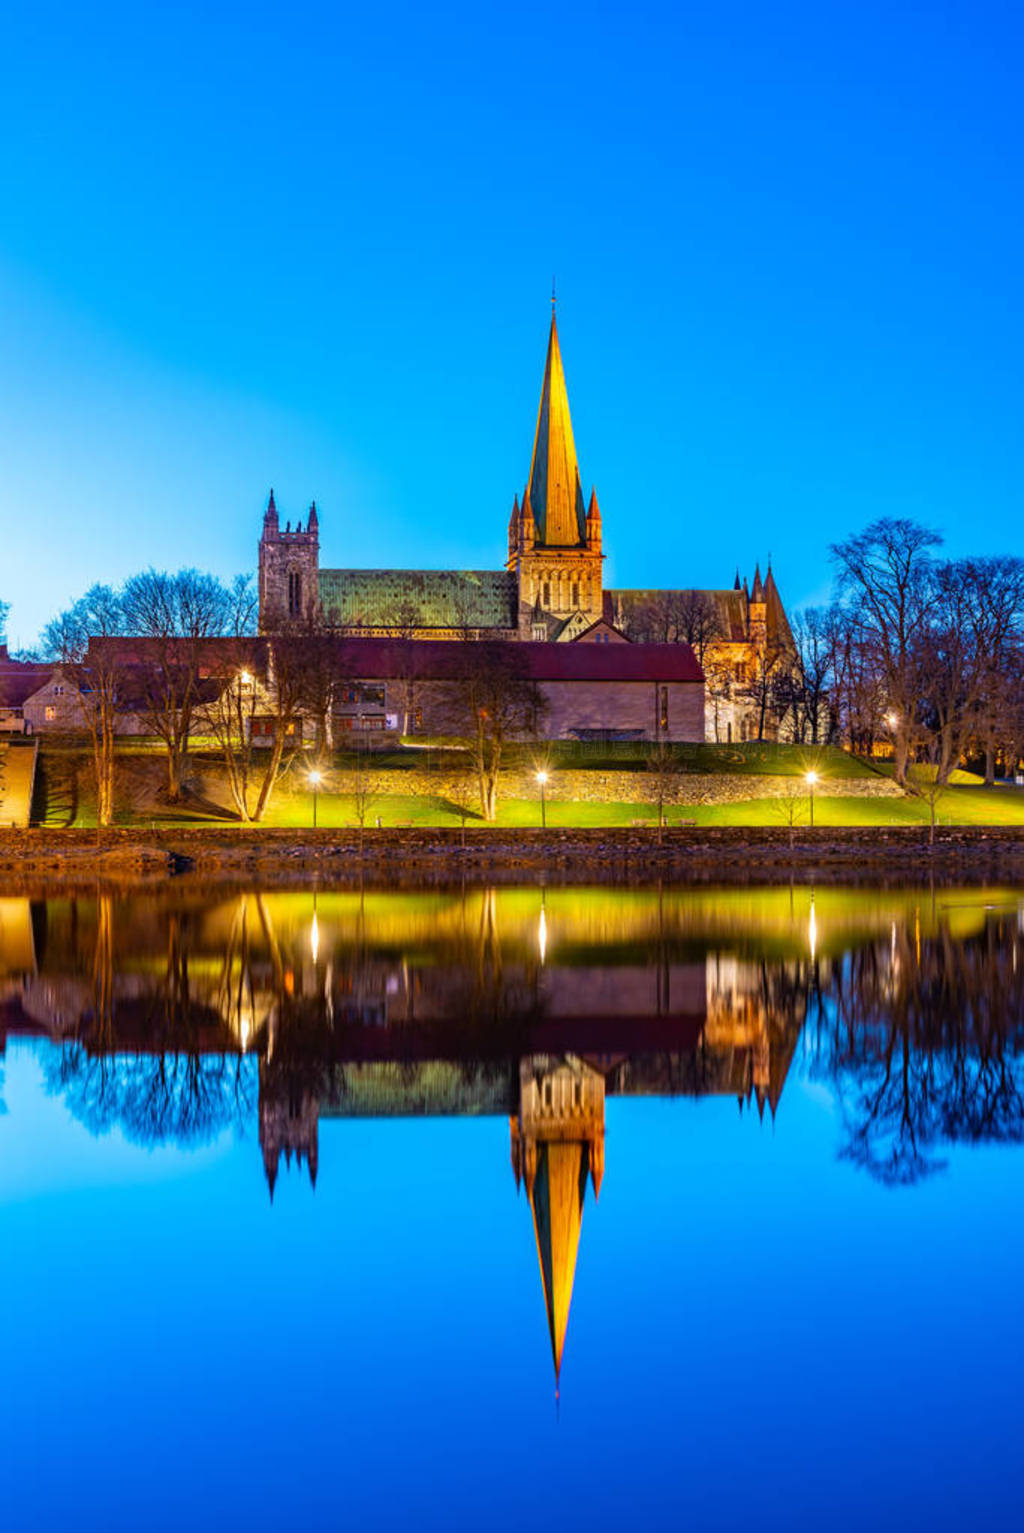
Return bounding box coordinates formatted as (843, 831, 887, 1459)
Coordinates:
(258, 489, 320, 631)
(506, 310, 604, 630)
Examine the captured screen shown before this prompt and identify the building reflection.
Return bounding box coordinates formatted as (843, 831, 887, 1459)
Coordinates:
(2, 885, 1023, 1380)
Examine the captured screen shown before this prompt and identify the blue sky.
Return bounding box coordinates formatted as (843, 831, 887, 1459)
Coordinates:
(2, 1, 1022, 645)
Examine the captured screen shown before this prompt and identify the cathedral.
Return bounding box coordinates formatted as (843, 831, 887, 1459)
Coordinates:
(258, 307, 795, 741)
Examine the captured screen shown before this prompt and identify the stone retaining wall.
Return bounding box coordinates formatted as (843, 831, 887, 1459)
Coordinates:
(2, 825, 1023, 891)
(314, 766, 904, 806)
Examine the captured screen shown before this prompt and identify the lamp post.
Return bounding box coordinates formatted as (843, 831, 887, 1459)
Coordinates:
(536, 770, 549, 829)
(805, 769, 818, 828)
(309, 768, 322, 829)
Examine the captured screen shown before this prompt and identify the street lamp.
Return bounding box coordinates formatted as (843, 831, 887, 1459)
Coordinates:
(805, 769, 818, 828)
(309, 768, 322, 829)
(536, 769, 549, 829)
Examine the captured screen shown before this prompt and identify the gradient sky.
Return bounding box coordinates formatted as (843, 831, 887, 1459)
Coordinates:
(2, 1, 1022, 647)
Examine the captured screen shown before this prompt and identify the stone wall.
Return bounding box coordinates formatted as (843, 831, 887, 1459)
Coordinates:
(316, 765, 904, 806)
(2, 825, 1023, 892)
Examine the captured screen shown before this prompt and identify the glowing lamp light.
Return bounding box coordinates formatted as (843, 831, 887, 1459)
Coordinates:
(309, 768, 323, 829)
(239, 670, 253, 686)
(535, 769, 549, 828)
(805, 769, 819, 828)
(886, 712, 899, 730)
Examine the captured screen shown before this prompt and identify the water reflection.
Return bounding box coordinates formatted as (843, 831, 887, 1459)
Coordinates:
(2, 884, 1024, 1384)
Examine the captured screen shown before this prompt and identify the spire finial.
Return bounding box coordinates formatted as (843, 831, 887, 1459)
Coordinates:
(551, 276, 556, 316)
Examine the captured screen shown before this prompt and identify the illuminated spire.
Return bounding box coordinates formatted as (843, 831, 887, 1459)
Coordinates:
(527, 312, 587, 547)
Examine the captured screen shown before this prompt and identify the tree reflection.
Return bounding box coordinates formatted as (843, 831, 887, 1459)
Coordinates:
(819, 912, 1024, 1183)
(9, 886, 1022, 1186)
(44, 1045, 255, 1150)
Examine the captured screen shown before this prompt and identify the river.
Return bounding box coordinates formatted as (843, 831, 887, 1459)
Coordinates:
(1, 882, 1022, 1530)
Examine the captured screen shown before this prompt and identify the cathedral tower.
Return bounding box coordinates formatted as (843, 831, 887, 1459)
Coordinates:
(507, 310, 604, 632)
(258, 489, 320, 631)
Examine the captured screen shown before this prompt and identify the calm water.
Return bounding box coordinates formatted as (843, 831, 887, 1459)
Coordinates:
(1, 883, 1022, 1531)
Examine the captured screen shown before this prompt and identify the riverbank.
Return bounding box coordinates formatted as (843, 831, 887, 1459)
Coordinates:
(3, 824, 1024, 890)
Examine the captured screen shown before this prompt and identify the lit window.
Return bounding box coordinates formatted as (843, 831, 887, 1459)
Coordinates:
(45, 706, 56, 721)
(660, 686, 669, 731)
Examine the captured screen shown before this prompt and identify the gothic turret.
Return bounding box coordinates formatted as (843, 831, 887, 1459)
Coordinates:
(520, 487, 536, 548)
(507, 494, 520, 561)
(586, 487, 602, 552)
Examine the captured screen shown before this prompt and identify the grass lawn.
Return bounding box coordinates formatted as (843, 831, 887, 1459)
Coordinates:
(202, 784, 1024, 831)
(398, 739, 881, 779)
(28, 738, 1024, 829)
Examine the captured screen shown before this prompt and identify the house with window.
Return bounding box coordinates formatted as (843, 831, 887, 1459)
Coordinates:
(0, 647, 53, 734)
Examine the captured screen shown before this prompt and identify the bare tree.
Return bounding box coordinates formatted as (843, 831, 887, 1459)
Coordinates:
(438, 644, 547, 821)
(197, 586, 298, 825)
(43, 585, 127, 826)
(673, 590, 723, 664)
(739, 634, 789, 742)
(202, 657, 264, 822)
(830, 519, 942, 785)
(786, 608, 834, 744)
(645, 741, 683, 841)
(120, 568, 250, 801)
(347, 739, 376, 834)
(960, 556, 1024, 783)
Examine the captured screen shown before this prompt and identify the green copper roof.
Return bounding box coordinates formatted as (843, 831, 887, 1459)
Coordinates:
(318, 569, 518, 630)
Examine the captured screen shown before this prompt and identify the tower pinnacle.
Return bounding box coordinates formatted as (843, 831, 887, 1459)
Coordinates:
(528, 310, 586, 547)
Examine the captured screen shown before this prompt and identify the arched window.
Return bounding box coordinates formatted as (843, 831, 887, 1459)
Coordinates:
(572, 581, 580, 608)
(288, 569, 302, 616)
(543, 581, 551, 607)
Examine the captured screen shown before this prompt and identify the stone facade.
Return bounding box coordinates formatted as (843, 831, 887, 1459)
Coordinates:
(303, 637, 705, 744)
(257, 491, 319, 630)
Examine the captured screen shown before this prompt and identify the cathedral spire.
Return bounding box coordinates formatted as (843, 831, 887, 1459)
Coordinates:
(527, 311, 587, 547)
